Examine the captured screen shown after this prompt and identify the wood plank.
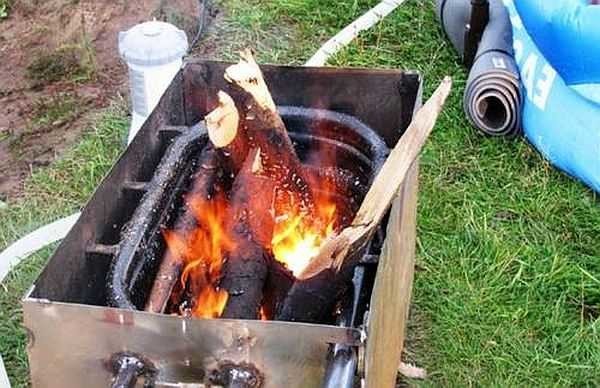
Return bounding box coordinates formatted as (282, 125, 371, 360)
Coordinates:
(365, 161, 419, 388)
(297, 77, 451, 281)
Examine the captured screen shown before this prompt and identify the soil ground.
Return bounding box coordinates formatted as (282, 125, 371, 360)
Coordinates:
(0, 0, 205, 201)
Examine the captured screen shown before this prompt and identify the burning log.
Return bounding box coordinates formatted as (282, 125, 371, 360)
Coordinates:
(224, 49, 316, 216)
(275, 268, 345, 323)
(145, 146, 223, 313)
(276, 77, 453, 322)
(220, 149, 277, 319)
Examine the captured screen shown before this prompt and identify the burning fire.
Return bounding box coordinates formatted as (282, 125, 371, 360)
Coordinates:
(163, 195, 232, 318)
(271, 200, 337, 276)
(164, 188, 340, 317)
(158, 51, 366, 321)
(163, 130, 343, 317)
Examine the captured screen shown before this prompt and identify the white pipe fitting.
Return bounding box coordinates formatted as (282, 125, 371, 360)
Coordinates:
(118, 21, 189, 144)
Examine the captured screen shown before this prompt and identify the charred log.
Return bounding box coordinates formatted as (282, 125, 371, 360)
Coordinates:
(224, 50, 316, 216)
(145, 146, 223, 313)
(262, 260, 294, 320)
(274, 249, 363, 323)
(275, 269, 342, 323)
(220, 241, 271, 319)
(221, 149, 276, 319)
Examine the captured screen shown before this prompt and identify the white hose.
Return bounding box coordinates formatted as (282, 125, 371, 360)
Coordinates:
(0, 212, 81, 283)
(305, 0, 408, 66)
(0, 212, 80, 387)
(0, 1, 408, 384)
(0, 355, 9, 388)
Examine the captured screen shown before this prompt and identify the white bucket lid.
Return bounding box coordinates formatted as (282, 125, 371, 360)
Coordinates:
(118, 21, 189, 66)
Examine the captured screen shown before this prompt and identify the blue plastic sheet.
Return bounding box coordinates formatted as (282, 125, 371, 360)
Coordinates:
(504, 0, 600, 192)
(514, 0, 600, 86)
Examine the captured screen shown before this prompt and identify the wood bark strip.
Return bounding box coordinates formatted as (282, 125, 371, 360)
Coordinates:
(220, 149, 277, 319)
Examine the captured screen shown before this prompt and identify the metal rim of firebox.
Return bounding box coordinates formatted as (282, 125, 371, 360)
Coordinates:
(20, 297, 364, 346)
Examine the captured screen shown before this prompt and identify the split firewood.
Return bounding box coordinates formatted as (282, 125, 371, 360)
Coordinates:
(223, 49, 316, 216)
(276, 77, 452, 322)
(220, 148, 277, 319)
(146, 146, 223, 314)
(205, 91, 248, 175)
(301, 76, 452, 278)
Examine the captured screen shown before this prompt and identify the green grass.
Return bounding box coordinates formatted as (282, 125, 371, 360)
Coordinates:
(0, 0, 9, 20)
(26, 44, 96, 85)
(2, 0, 600, 386)
(0, 103, 128, 387)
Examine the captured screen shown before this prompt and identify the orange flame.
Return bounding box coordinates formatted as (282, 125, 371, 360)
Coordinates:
(259, 306, 268, 321)
(272, 196, 337, 277)
(272, 115, 342, 277)
(163, 194, 232, 318)
(164, 106, 350, 318)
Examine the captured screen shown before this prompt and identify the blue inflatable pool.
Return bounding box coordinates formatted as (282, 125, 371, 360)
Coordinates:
(504, 0, 600, 192)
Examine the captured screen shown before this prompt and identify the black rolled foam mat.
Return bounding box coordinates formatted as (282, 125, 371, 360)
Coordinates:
(437, 0, 522, 137)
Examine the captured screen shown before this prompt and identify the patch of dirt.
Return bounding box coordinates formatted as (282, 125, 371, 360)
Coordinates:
(0, 0, 207, 200)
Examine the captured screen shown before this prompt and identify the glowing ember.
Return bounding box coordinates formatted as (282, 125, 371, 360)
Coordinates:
(259, 306, 268, 321)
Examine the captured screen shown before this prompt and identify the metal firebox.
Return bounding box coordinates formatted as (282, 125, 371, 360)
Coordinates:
(22, 60, 422, 388)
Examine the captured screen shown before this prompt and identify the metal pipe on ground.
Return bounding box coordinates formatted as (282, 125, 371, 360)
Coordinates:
(437, 0, 522, 137)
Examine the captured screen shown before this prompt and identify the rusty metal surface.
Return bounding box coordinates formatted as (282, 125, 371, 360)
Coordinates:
(23, 298, 362, 388)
